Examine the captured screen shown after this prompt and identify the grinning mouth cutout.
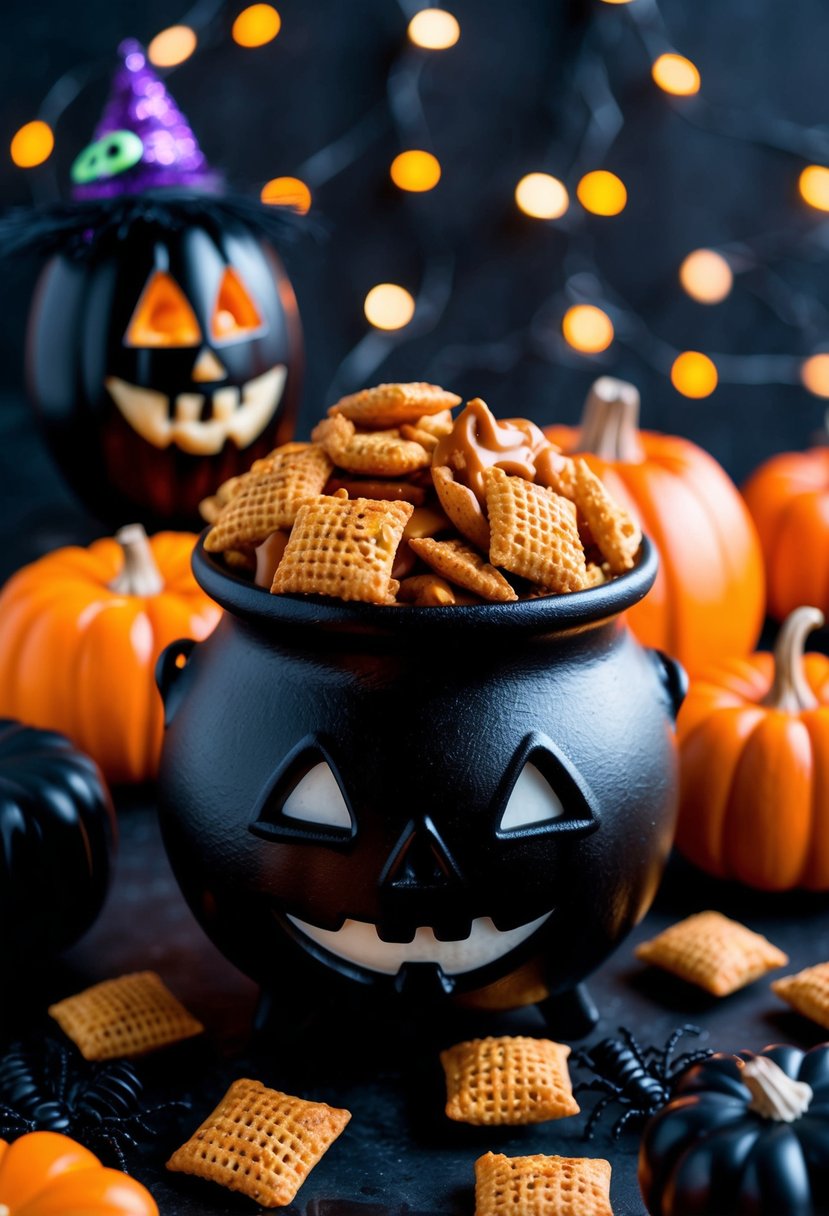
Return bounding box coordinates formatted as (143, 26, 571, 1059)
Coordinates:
(105, 364, 286, 456)
(286, 911, 552, 976)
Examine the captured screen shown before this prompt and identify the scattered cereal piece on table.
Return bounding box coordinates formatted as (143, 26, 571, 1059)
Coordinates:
(772, 961, 829, 1029)
(441, 1036, 579, 1125)
(49, 971, 203, 1060)
(635, 911, 788, 996)
(409, 536, 517, 602)
(167, 1077, 351, 1208)
(328, 382, 461, 428)
(485, 466, 589, 592)
(272, 495, 413, 605)
(474, 1151, 613, 1216)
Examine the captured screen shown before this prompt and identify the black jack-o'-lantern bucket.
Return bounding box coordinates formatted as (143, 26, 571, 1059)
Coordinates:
(156, 533, 683, 1035)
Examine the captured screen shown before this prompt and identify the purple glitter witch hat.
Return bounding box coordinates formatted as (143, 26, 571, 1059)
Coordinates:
(71, 39, 220, 200)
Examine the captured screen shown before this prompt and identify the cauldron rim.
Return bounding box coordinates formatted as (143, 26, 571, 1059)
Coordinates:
(191, 531, 658, 638)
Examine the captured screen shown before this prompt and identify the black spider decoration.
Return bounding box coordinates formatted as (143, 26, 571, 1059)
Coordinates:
(0, 1039, 185, 1170)
(574, 1024, 713, 1140)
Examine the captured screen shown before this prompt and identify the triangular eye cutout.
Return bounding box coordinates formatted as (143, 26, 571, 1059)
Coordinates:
(500, 763, 566, 831)
(211, 267, 263, 342)
(282, 762, 351, 830)
(249, 742, 355, 846)
(124, 270, 202, 348)
(495, 735, 599, 839)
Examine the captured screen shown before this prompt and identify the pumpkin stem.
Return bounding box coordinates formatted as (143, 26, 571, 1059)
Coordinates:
(762, 605, 824, 713)
(578, 377, 646, 463)
(741, 1056, 813, 1122)
(109, 524, 164, 596)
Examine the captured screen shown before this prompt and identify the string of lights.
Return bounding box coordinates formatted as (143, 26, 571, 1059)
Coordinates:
(8, 0, 829, 403)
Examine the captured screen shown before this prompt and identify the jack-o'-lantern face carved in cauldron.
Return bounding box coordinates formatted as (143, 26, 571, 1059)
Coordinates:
(247, 730, 599, 993)
(20, 40, 302, 528)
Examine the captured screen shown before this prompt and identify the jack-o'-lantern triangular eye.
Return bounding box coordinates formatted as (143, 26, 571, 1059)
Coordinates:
(125, 271, 202, 348)
(211, 267, 263, 342)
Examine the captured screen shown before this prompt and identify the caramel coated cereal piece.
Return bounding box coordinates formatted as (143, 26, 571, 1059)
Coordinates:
(272, 495, 413, 605)
(572, 458, 641, 574)
(485, 467, 588, 593)
(432, 465, 491, 552)
(772, 962, 829, 1029)
(325, 475, 426, 506)
(313, 414, 431, 477)
(167, 1078, 351, 1208)
(636, 911, 788, 997)
(255, 531, 290, 588)
(442, 1036, 578, 1125)
(328, 382, 460, 428)
(535, 447, 577, 500)
(49, 972, 203, 1061)
(409, 537, 517, 602)
(205, 446, 333, 552)
(403, 504, 452, 541)
(475, 1152, 613, 1216)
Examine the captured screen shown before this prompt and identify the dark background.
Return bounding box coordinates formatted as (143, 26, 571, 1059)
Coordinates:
(3, 6, 829, 1213)
(2, 0, 829, 560)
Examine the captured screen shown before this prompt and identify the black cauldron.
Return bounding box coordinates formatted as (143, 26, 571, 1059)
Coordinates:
(156, 535, 683, 1035)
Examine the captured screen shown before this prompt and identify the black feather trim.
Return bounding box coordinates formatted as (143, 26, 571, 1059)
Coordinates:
(0, 191, 317, 260)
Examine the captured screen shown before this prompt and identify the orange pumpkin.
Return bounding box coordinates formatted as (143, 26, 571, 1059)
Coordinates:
(0, 526, 220, 783)
(676, 605, 829, 891)
(742, 445, 829, 621)
(545, 377, 765, 675)
(0, 1131, 157, 1215)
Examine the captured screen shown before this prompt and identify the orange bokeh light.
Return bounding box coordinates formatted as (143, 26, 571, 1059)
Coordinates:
(801, 354, 829, 397)
(390, 150, 441, 192)
(561, 305, 614, 354)
(799, 165, 829, 212)
(260, 176, 312, 214)
(407, 9, 460, 49)
(671, 351, 718, 398)
(10, 120, 54, 168)
(652, 53, 701, 96)
(679, 249, 733, 304)
(148, 25, 198, 67)
(577, 170, 627, 216)
(515, 173, 569, 219)
(232, 4, 282, 47)
(364, 284, 416, 331)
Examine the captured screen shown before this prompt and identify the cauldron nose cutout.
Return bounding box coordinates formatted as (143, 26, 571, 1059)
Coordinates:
(381, 818, 460, 891)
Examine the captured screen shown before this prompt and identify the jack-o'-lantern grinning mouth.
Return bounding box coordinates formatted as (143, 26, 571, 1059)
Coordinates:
(285, 911, 552, 976)
(105, 364, 286, 456)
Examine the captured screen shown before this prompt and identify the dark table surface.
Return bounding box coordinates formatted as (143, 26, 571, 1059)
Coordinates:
(6, 797, 829, 1216)
(3, 392, 829, 1215)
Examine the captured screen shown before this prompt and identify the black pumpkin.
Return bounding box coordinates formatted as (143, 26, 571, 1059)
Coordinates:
(0, 719, 116, 965)
(26, 217, 302, 529)
(639, 1043, 829, 1216)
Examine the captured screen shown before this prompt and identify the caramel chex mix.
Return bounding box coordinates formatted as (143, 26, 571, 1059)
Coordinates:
(201, 383, 643, 608)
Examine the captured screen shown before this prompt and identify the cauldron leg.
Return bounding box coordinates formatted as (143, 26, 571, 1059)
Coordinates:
(537, 984, 598, 1039)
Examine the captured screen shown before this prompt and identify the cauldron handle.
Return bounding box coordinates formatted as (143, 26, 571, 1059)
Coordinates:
(155, 638, 197, 727)
(648, 649, 688, 721)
